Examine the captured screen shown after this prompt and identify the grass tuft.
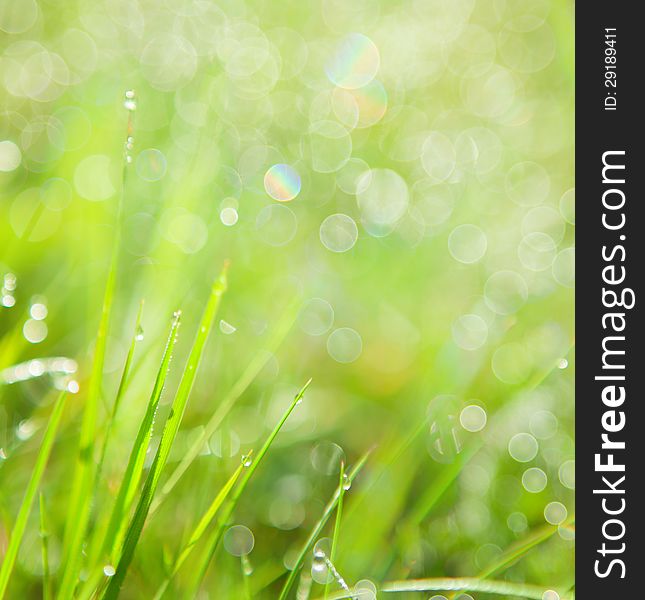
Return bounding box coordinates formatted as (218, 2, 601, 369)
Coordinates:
(0, 391, 67, 600)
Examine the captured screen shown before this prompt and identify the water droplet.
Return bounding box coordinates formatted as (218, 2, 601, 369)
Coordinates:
(23, 319, 48, 344)
(319, 213, 358, 253)
(124, 89, 137, 111)
(522, 467, 547, 493)
(557, 358, 568, 369)
(264, 164, 302, 202)
(220, 207, 239, 226)
(327, 328, 362, 363)
(223, 525, 255, 557)
(544, 501, 567, 525)
(448, 224, 487, 264)
(136, 149, 166, 182)
(67, 380, 80, 394)
(459, 405, 487, 432)
(426, 395, 462, 464)
(558, 459, 575, 490)
(484, 271, 528, 315)
(356, 168, 409, 236)
(427, 413, 462, 463)
(1, 295, 16, 308)
(103, 564, 116, 577)
(219, 320, 237, 335)
(353, 579, 377, 599)
(507, 511, 528, 533)
(256, 204, 298, 247)
(241, 554, 253, 576)
(452, 314, 488, 351)
(325, 33, 380, 89)
(29, 302, 48, 321)
(2, 273, 17, 308)
(508, 433, 539, 462)
(241, 454, 253, 468)
(529, 411, 558, 439)
(299, 298, 334, 337)
(135, 325, 144, 341)
(342, 473, 351, 490)
(542, 591, 560, 600)
(311, 442, 345, 475)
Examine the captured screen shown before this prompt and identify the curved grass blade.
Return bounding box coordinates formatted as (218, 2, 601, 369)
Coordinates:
(153, 461, 246, 600)
(324, 461, 345, 600)
(380, 577, 572, 599)
(0, 391, 67, 600)
(190, 379, 312, 594)
(99, 310, 182, 561)
(478, 515, 575, 579)
(58, 103, 133, 600)
(151, 297, 300, 514)
(39, 493, 52, 600)
(278, 449, 372, 600)
(102, 262, 229, 599)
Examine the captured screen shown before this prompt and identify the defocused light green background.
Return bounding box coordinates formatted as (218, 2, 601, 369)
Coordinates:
(1, 0, 574, 598)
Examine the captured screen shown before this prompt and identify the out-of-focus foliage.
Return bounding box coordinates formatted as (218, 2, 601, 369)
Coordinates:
(1, 0, 574, 598)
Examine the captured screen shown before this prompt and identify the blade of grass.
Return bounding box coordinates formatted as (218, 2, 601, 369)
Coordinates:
(95, 300, 145, 489)
(83, 300, 146, 569)
(478, 515, 575, 579)
(100, 310, 182, 561)
(102, 262, 229, 599)
(152, 296, 300, 514)
(190, 379, 312, 593)
(441, 516, 576, 600)
(0, 391, 67, 600)
(278, 449, 372, 600)
(324, 461, 345, 600)
(153, 460, 246, 600)
(58, 105, 133, 600)
(39, 493, 52, 600)
(380, 577, 572, 599)
(74, 311, 181, 600)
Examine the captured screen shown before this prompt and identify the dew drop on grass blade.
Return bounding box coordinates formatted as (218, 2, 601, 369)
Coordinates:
(189, 379, 312, 595)
(324, 460, 346, 600)
(0, 391, 67, 600)
(102, 262, 229, 599)
(152, 296, 301, 515)
(278, 449, 371, 600)
(99, 309, 182, 562)
(58, 96, 135, 600)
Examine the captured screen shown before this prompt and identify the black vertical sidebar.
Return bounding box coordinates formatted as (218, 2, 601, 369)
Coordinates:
(577, 4, 643, 596)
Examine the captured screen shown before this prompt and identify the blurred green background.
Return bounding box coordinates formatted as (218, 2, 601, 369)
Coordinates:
(0, 0, 574, 598)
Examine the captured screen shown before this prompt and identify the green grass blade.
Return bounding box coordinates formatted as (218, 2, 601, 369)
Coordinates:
(58, 109, 133, 600)
(39, 493, 52, 600)
(152, 297, 300, 514)
(408, 439, 482, 526)
(0, 391, 67, 600)
(100, 310, 182, 561)
(95, 300, 145, 488)
(102, 262, 229, 599)
(324, 460, 345, 600)
(153, 461, 245, 600)
(380, 577, 572, 599)
(278, 449, 372, 600)
(190, 379, 312, 593)
(477, 515, 575, 579)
